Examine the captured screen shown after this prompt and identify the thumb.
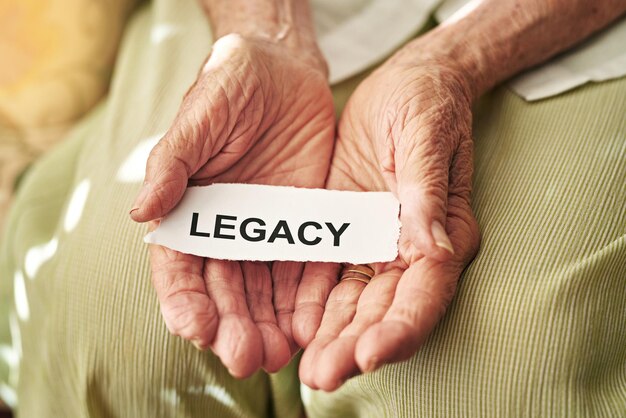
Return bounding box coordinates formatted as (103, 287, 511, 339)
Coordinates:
(129, 127, 202, 223)
(130, 35, 250, 223)
(395, 132, 456, 262)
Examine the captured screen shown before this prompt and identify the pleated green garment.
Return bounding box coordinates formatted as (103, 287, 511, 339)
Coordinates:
(1, 0, 625, 416)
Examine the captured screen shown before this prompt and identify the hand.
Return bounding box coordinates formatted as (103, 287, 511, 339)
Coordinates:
(130, 34, 334, 377)
(293, 55, 480, 390)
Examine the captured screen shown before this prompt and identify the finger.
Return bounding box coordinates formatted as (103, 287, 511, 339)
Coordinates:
(292, 262, 341, 348)
(392, 107, 471, 262)
(129, 36, 248, 223)
(149, 228, 218, 349)
(271, 261, 304, 356)
(204, 259, 263, 378)
(241, 261, 290, 373)
(354, 135, 480, 375)
(311, 267, 402, 389)
(354, 259, 458, 372)
(129, 111, 216, 223)
(299, 277, 365, 390)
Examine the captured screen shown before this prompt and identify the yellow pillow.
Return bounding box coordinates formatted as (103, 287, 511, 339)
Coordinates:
(0, 0, 138, 232)
(0, 0, 138, 151)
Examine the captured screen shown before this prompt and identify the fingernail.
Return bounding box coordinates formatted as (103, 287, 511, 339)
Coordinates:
(431, 221, 454, 255)
(130, 183, 151, 216)
(363, 356, 380, 373)
(191, 339, 204, 351)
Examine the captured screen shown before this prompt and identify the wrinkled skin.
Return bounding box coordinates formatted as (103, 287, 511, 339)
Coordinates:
(130, 34, 335, 377)
(293, 60, 481, 391)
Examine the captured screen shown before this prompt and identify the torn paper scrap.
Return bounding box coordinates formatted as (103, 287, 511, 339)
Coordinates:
(144, 184, 400, 263)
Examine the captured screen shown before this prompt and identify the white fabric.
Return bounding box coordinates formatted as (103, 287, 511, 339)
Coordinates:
(312, 0, 441, 84)
(435, 0, 626, 101)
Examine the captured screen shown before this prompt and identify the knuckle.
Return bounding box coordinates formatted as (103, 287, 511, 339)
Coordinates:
(160, 292, 217, 342)
(151, 176, 181, 215)
(148, 136, 194, 176)
(392, 287, 450, 328)
(215, 32, 246, 47)
(314, 372, 340, 391)
(161, 298, 199, 337)
(228, 328, 253, 367)
(330, 281, 363, 303)
(145, 139, 167, 172)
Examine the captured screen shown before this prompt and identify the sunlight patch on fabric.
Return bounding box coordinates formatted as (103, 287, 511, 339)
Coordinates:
(151, 24, 180, 44)
(440, 0, 484, 26)
(300, 383, 313, 406)
(8, 313, 22, 389)
(63, 179, 91, 232)
(188, 384, 237, 409)
(13, 271, 29, 321)
(24, 237, 58, 279)
(0, 383, 16, 409)
(160, 388, 181, 407)
(8, 314, 21, 361)
(0, 345, 17, 369)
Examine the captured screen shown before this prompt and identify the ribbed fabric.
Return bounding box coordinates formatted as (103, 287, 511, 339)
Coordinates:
(1, 0, 625, 417)
(0, 2, 292, 417)
(304, 78, 626, 418)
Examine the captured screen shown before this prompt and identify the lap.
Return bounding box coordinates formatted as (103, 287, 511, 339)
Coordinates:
(1, 0, 625, 416)
(0, 2, 299, 417)
(306, 78, 626, 417)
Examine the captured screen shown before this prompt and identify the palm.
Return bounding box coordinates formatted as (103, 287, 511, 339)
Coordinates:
(186, 39, 334, 187)
(294, 63, 479, 390)
(136, 35, 335, 377)
(155, 157, 333, 376)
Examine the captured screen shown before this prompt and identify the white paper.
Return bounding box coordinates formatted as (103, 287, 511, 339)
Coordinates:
(144, 184, 401, 263)
(436, 0, 626, 101)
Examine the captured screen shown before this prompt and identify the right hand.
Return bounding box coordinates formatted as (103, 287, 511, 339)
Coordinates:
(130, 34, 335, 377)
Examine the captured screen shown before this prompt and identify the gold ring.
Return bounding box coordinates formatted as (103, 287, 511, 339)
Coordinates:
(339, 264, 375, 285)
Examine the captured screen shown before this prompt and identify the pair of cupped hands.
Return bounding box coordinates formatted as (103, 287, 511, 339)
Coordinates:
(129, 33, 479, 391)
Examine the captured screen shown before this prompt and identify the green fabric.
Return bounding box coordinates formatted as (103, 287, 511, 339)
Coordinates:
(1, 0, 625, 416)
(305, 80, 626, 417)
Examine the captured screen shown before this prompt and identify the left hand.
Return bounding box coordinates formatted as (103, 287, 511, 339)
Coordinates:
(293, 53, 481, 391)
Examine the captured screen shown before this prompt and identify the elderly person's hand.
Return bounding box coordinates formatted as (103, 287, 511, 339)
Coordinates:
(294, 53, 480, 391)
(130, 18, 334, 376)
(293, 0, 626, 390)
